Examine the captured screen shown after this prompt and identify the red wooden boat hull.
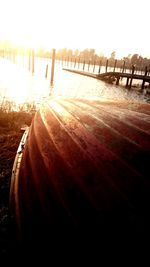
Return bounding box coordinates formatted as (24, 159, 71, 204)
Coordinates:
(10, 98, 150, 254)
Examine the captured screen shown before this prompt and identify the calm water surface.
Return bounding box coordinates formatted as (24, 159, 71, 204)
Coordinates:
(0, 57, 149, 108)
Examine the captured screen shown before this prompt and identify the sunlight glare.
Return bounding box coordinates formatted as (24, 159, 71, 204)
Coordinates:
(0, 0, 149, 58)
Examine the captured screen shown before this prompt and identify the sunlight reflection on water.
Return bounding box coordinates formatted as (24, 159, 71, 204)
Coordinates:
(0, 57, 149, 109)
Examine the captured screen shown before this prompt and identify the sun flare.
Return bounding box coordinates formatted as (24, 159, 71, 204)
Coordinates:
(0, 0, 149, 58)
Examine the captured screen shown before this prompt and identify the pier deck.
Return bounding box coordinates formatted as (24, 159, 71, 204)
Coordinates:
(63, 68, 150, 90)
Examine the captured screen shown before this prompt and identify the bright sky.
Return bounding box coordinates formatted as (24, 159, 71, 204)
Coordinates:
(0, 0, 149, 58)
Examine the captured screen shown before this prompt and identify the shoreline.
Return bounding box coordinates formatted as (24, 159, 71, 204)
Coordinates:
(0, 109, 34, 255)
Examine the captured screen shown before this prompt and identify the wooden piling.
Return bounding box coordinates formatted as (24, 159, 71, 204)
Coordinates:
(78, 58, 80, 69)
(141, 66, 148, 90)
(98, 60, 101, 74)
(122, 60, 125, 73)
(113, 60, 117, 72)
(45, 64, 48, 78)
(83, 60, 85, 71)
(88, 60, 90, 72)
(93, 61, 95, 72)
(105, 59, 108, 73)
(65, 57, 67, 66)
(129, 65, 135, 89)
(74, 58, 76, 68)
(67, 56, 69, 67)
(50, 49, 56, 86)
(126, 77, 129, 87)
(116, 76, 120, 85)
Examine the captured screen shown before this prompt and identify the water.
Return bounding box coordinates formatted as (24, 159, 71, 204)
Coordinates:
(0, 56, 149, 109)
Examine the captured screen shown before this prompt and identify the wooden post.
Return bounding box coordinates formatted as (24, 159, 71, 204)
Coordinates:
(32, 49, 34, 74)
(141, 66, 148, 90)
(83, 60, 85, 71)
(98, 60, 101, 74)
(105, 59, 108, 73)
(78, 58, 80, 69)
(50, 49, 56, 86)
(93, 61, 95, 72)
(74, 58, 76, 68)
(88, 60, 90, 72)
(45, 64, 48, 78)
(67, 56, 69, 67)
(122, 60, 125, 73)
(113, 59, 117, 72)
(129, 65, 135, 89)
(116, 76, 120, 85)
(126, 77, 129, 87)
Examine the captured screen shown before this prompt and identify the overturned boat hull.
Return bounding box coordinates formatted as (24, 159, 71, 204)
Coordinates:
(10, 98, 150, 253)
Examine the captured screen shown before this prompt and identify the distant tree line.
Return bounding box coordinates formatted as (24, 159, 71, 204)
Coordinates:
(0, 44, 150, 72)
(55, 49, 150, 72)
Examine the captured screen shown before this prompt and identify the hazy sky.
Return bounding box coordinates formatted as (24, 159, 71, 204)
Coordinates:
(0, 0, 149, 58)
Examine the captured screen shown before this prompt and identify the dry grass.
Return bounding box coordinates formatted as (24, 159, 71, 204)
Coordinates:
(0, 106, 34, 255)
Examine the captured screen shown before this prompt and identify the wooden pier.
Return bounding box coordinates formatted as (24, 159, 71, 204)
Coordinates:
(63, 66, 150, 91)
(97, 70, 150, 89)
(63, 68, 97, 79)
